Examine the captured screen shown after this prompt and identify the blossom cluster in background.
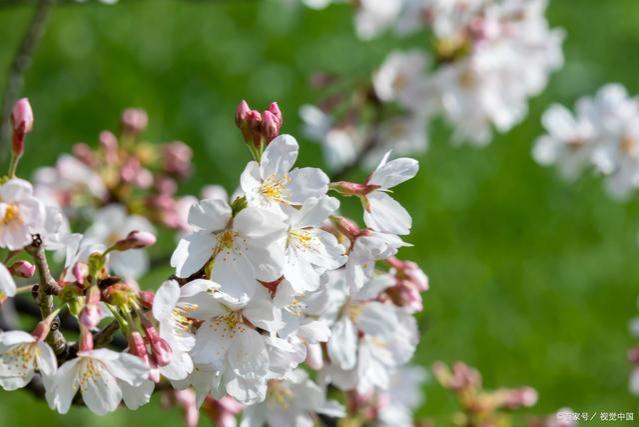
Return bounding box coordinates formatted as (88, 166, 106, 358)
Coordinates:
(300, 0, 564, 171)
(534, 84, 639, 200)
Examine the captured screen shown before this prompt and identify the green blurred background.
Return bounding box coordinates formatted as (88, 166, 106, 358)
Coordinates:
(0, 0, 638, 425)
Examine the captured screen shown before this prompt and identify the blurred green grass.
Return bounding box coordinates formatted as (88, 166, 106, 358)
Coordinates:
(1, 0, 638, 425)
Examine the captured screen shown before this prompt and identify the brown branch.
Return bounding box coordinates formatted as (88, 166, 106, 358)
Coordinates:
(0, 0, 54, 160)
(26, 235, 67, 357)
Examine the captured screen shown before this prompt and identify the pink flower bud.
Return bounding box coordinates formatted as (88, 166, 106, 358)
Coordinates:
(79, 326, 94, 352)
(120, 157, 141, 183)
(10, 98, 33, 157)
(139, 290, 155, 309)
(129, 331, 150, 360)
(235, 100, 251, 127)
(267, 102, 282, 126)
(174, 390, 199, 427)
(262, 110, 281, 142)
(162, 141, 193, 179)
(73, 143, 97, 166)
(121, 108, 148, 135)
(330, 181, 380, 197)
(113, 230, 157, 251)
(146, 325, 173, 367)
(9, 260, 35, 278)
(499, 386, 538, 409)
(246, 110, 263, 147)
(79, 285, 102, 329)
(79, 301, 101, 330)
(73, 262, 89, 284)
(99, 131, 119, 164)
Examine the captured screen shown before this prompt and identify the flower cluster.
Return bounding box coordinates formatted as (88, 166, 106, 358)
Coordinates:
(300, 0, 564, 171)
(534, 83, 639, 200)
(0, 99, 429, 426)
(433, 361, 539, 426)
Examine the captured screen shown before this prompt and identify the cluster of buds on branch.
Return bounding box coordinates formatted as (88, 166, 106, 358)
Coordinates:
(33, 107, 194, 233)
(235, 100, 283, 160)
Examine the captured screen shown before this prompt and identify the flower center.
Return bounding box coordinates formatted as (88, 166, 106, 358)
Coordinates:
(76, 358, 104, 391)
(267, 380, 293, 409)
(5, 343, 37, 373)
(172, 303, 198, 335)
(259, 174, 291, 204)
(289, 229, 315, 251)
(217, 230, 236, 250)
(2, 204, 21, 225)
(621, 136, 637, 155)
(347, 303, 364, 323)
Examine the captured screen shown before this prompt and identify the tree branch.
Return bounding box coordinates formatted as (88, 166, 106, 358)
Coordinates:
(0, 0, 54, 160)
(26, 235, 67, 357)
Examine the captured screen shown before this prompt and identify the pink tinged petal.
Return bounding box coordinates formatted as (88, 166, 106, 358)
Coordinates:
(368, 153, 419, 189)
(36, 341, 57, 377)
(260, 134, 299, 178)
(355, 301, 398, 338)
(98, 350, 150, 386)
(0, 374, 33, 390)
(120, 378, 154, 410)
(240, 161, 262, 201)
(82, 368, 122, 415)
(160, 351, 193, 381)
(171, 231, 215, 277)
(284, 249, 319, 293)
(191, 320, 233, 370)
(225, 374, 267, 406)
(292, 196, 340, 228)
(180, 278, 220, 298)
(286, 167, 329, 204)
(363, 191, 412, 235)
(298, 320, 331, 343)
(0, 330, 34, 349)
(227, 328, 269, 378)
(153, 280, 181, 321)
(188, 199, 232, 232)
(242, 298, 281, 333)
(353, 274, 395, 301)
(49, 357, 81, 414)
(0, 178, 34, 200)
(0, 263, 16, 297)
(542, 104, 578, 140)
(327, 317, 358, 370)
(213, 250, 257, 300)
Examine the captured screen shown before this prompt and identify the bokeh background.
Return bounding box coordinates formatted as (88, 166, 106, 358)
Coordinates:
(0, 0, 638, 425)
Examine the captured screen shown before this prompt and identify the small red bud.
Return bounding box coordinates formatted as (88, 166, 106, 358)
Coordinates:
(9, 260, 35, 278)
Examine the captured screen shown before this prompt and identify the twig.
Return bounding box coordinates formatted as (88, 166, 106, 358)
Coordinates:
(26, 235, 67, 357)
(0, 0, 54, 159)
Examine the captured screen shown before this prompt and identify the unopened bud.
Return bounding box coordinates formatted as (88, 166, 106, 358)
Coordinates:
(10, 98, 33, 158)
(144, 324, 173, 367)
(113, 230, 157, 251)
(267, 102, 282, 125)
(99, 131, 119, 164)
(262, 110, 281, 142)
(139, 290, 155, 309)
(31, 309, 60, 342)
(121, 108, 148, 135)
(9, 260, 35, 278)
(73, 262, 89, 284)
(79, 286, 102, 329)
(235, 100, 251, 127)
(73, 143, 97, 166)
(330, 181, 379, 197)
(79, 326, 94, 352)
(162, 141, 193, 179)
